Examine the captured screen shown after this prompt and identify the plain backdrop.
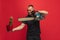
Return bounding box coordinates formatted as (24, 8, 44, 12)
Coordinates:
(0, 0, 60, 40)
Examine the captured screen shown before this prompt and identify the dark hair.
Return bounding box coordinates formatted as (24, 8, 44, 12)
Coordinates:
(28, 5, 34, 7)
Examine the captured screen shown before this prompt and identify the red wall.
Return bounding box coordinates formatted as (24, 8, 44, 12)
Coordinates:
(0, 0, 60, 40)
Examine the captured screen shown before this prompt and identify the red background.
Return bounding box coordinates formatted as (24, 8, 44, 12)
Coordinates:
(0, 0, 60, 40)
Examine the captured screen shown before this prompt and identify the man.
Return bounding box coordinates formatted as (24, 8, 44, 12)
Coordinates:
(12, 5, 48, 40)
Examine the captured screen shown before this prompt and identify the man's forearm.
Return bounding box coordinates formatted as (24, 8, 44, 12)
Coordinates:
(12, 23, 25, 31)
(38, 10, 48, 15)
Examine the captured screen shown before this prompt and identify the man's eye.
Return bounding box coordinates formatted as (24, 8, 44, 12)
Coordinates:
(27, 10, 31, 11)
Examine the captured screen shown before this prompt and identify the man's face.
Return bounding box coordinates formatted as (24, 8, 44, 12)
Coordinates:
(27, 6, 34, 15)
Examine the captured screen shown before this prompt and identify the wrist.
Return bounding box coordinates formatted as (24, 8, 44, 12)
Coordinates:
(12, 28, 16, 32)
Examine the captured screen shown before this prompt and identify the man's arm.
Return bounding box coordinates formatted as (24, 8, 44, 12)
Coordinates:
(38, 10, 48, 19)
(12, 23, 25, 32)
(38, 10, 48, 15)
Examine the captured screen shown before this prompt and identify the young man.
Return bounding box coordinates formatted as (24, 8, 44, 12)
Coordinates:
(12, 5, 48, 40)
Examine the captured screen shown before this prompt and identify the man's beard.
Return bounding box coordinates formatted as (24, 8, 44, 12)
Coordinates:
(28, 11, 35, 16)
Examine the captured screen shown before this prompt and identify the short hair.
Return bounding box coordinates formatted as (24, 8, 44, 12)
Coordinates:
(28, 5, 34, 7)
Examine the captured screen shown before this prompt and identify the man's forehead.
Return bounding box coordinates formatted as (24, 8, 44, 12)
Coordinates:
(28, 6, 33, 8)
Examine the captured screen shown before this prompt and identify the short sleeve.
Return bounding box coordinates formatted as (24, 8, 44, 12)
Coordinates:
(40, 13, 45, 19)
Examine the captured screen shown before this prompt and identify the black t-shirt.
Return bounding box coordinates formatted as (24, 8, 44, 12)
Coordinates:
(22, 15, 41, 35)
(22, 11, 44, 35)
